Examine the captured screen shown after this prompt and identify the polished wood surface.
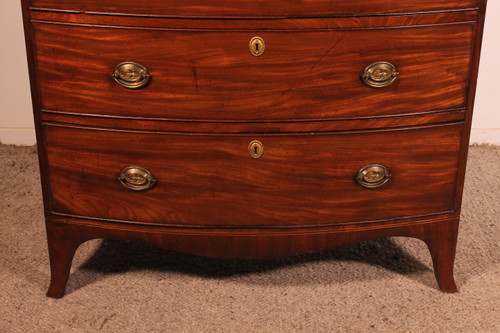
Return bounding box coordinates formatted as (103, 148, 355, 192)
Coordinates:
(44, 123, 462, 227)
(30, 10, 478, 30)
(30, 0, 478, 18)
(45, 216, 459, 298)
(35, 23, 473, 121)
(40, 109, 466, 133)
(20, 0, 488, 297)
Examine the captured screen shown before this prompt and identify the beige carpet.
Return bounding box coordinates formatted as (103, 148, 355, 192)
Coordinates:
(1, 143, 499, 332)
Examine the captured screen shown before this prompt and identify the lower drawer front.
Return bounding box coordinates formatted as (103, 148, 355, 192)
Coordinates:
(44, 124, 462, 227)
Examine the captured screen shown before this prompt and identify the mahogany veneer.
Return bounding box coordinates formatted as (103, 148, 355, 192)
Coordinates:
(21, 0, 487, 298)
(30, 0, 479, 18)
(34, 23, 473, 120)
(45, 123, 462, 226)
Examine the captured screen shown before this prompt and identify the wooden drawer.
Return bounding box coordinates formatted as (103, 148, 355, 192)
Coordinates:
(30, 0, 478, 18)
(44, 123, 462, 227)
(35, 23, 473, 122)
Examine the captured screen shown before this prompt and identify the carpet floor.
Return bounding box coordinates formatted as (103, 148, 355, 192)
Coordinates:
(1, 143, 499, 332)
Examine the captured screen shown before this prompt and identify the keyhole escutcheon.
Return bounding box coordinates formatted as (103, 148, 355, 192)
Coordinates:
(248, 140, 264, 159)
(249, 36, 265, 57)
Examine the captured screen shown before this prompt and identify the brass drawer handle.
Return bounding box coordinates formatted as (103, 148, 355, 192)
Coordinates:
(362, 61, 399, 88)
(118, 166, 157, 191)
(356, 164, 391, 189)
(112, 62, 151, 89)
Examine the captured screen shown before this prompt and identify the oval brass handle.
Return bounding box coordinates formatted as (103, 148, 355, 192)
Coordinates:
(355, 164, 391, 189)
(362, 61, 399, 88)
(112, 62, 151, 89)
(118, 166, 157, 191)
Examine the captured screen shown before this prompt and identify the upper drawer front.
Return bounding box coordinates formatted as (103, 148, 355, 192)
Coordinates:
(35, 23, 473, 121)
(45, 123, 462, 227)
(31, 0, 478, 17)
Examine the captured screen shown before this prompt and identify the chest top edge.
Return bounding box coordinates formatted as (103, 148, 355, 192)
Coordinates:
(27, 0, 481, 20)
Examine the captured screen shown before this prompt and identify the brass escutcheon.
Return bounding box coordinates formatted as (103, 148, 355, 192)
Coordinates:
(248, 140, 264, 158)
(249, 37, 265, 56)
(118, 166, 157, 191)
(112, 62, 151, 89)
(362, 61, 399, 88)
(355, 164, 391, 189)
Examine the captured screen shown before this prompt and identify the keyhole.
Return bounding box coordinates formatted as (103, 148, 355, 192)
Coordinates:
(248, 140, 263, 158)
(249, 37, 265, 56)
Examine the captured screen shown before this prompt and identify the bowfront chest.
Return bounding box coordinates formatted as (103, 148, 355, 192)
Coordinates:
(21, 0, 488, 297)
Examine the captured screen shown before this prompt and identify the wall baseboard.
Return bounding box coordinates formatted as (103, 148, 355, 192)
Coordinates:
(1, 128, 500, 146)
(0, 128, 36, 146)
(470, 129, 500, 145)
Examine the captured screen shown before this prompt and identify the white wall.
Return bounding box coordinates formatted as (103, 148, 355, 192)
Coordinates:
(1, 0, 499, 145)
(0, 0, 35, 145)
(471, 0, 500, 145)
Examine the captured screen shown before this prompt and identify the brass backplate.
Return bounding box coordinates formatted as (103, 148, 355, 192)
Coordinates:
(118, 166, 157, 191)
(249, 37, 265, 56)
(362, 61, 399, 88)
(356, 164, 391, 189)
(112, 62, 151, 89)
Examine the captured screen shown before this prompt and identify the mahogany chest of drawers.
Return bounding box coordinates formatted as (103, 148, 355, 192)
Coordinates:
(21, 0, 487, 298)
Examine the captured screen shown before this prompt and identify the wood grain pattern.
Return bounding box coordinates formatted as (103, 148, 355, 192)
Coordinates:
(40, 108, 466, 133)
(45, 216, 459, 297)
(30, 0, 478, 18)
(454, 0, 489, 213)
(34, 23, 474, 121)
(20, 0, 488, 297)
(44, 123, 462, 227)
(30, 10, 478, 30)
